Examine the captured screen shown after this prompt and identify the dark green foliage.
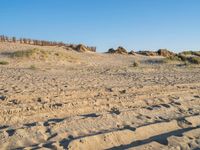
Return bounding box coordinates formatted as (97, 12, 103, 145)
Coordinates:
(0, 61, 9, 65)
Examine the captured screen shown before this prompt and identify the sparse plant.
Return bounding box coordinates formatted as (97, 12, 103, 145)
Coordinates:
(110, 107, 121, 115)
(29, 65, 37, 70)
(132, 61, 139, 67)
(9, 49, 36, 58)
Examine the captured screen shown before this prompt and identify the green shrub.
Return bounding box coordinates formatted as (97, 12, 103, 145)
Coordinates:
(188, 57, 200, 64)
(181, 51, 193, 55)
(0, 61, 9, 65)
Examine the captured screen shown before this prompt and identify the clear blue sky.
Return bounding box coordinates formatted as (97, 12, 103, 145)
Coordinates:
(0, 0, 200, 52)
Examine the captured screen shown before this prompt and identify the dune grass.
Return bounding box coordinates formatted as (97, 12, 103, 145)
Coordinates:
(180, 51, 200, 57)
(188, 57, 200, 64)
(10, 49, 36, 58)
(165, 54, 200, 64)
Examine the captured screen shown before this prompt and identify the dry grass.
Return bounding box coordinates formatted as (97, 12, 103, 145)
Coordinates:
(1, 48, 79, 62)
(10, 49, 36, 58)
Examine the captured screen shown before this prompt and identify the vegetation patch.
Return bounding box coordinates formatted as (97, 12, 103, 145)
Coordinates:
(188, 57, 200, 64)
(29, 65, 37, 70)
(180, 51, 200, 57)
(0, 61, 9, 65)
(166, 55, 182, 62)
(161, 52, 200, 65)
(9, 49, 36, 58)
(132, 61, 139, 67)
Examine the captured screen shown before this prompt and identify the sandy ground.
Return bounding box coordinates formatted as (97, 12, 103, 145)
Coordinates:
(0, 42, 200, 150)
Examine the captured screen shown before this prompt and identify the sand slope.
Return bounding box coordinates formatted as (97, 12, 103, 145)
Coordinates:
(0, 42, 200, 149)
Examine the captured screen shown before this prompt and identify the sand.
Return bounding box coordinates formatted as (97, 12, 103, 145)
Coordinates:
(0, 42, 200, 150)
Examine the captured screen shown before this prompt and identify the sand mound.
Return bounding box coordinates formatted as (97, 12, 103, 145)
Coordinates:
(107, 46, 128, 54)
(75, 44, 96, 52)
(157, 49, 175, 57)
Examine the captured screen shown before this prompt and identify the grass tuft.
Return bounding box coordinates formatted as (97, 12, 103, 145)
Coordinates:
(29, 65, 37, 70)
(132, 61, 139, 67)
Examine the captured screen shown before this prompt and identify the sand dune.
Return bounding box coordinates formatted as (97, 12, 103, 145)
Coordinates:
(0, 42, 200, 149)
